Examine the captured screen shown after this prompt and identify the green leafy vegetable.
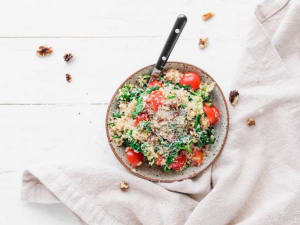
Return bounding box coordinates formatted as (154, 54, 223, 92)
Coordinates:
(112, 112, 124, 118)
(118, 85, 144, 102)
(131, 97, 144, 119)
(131, 86, 160, 119)
(167, 95, 176, 99)
(164, 150, 180, 172)
(138, 121, 152, 133)
(196, 127, 216, 148)
(142, 74, 151, 79)
(174, 83, 191, 90)
(145, 85, 160, 94)
(108, 122, 115, 127)
(157, 74, 164, 81)
(112, 135, 121, 139)
(194, 114, 199, 129)
(163, 81, 172, 86)
(124, 138, 145, 154)
(180, 104, 187, 109)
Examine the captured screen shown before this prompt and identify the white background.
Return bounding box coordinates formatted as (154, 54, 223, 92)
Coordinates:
(0, 0, 260, 224)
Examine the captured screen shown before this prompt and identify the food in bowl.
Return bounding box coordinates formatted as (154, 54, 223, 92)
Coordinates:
(108, 68, 220, 172)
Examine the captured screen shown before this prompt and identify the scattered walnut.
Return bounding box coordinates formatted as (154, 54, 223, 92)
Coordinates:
(37, 46, 53, 56)
(64, 53, 73, 62)
(202, 12, 214, 21)
(229, 90, 239, 106)
(199, 38, 208, 49)
(247, 117, 256, 126)
(66, 74, 72, 83)
(120, 181, 129, 191)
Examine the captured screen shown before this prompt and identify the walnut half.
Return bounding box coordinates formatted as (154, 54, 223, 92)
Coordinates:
(229, 90, 239, 106)
(120, 181, 129, 191)
(199, 38, 208, 49)
(64, 53, 73, 62)
(247, 117, 256, 126)
(37, 46, 53, 56)
(66, 74, 72, 83)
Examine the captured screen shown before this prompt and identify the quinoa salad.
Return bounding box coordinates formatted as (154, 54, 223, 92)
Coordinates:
(108, 68, 221, 172)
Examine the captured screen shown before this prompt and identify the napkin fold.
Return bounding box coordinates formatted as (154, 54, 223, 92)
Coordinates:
(22, 0, 300, 224)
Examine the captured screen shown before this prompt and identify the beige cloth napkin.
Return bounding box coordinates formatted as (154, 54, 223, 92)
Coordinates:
(21, 0, 300, 224)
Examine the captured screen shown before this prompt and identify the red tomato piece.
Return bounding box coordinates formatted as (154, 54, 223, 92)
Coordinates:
(146, 90, 165, 111)
(135, 113, 150, 127)
(156, 154, 164, 166)
(148, 80, 163, 88)
(170, 151, 187, 171)
(191, 148, 203, 166)
(203, 104, 220, 125)
(179, 72, 201, 90)
(125, 148, 143, 167)
(211, 105, 220, 124)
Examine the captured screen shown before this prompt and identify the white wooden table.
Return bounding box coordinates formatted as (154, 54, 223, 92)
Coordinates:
(0, 0, 260, 224)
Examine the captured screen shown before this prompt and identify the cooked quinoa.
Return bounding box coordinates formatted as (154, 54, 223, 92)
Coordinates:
(108, 69, 220, 171)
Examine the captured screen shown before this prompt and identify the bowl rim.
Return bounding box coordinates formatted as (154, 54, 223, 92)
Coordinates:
(105, 61, 229, 182)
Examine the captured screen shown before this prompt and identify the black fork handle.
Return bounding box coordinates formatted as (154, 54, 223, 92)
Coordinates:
(154, 14, 187, 72)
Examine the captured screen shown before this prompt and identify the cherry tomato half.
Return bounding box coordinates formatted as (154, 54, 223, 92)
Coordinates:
(156, 154, 164, 166)
(191, 148, 203, 166)
(203, 104, 220, 125)
(179, 72, 201, 90)
(170, 151, 187, 171)
(146, 90, 165, 111)
(148, 80, 163, 88)
(125, 147, 143, 167)
(135, 113, 150, 127)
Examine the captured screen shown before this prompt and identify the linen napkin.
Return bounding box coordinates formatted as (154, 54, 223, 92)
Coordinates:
(21, 0, 300, 224)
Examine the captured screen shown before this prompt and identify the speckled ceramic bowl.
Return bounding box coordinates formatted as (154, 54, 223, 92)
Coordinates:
(106, 62, 229, 182)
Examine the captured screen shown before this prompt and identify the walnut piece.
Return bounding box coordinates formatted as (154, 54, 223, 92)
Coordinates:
(66, 74, 72, 83)
(247, 117, 256, 126)
(199, 38, 208, 49)
(120, 181, 129, 191)
(64, 53, 73, 62)
(37, 46, 53, 56)
(229, 90, 239, 106)
(202, 12, 214, 21)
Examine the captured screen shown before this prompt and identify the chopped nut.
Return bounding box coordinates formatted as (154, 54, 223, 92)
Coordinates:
(37, 46, 53, 56)
(229, 90, 239, 106)
(120, 181, 129, 191)
(247, 117, 256, 126)
(64, 53, 73, 62)
(199, 38, 208, 49)
(202, 12, 214, 21)
(66, 74, 72, 83)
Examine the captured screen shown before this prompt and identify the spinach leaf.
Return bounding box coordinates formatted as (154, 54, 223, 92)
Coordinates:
(112, 135, 121, 139)
(124, 139, 145, 154)
(174, 83, 191, 90)
(164, 81, 172, 86)
(138, 121, 152, 133)
(131, 97, 144, 119)
(118, 85, 144, 102)
(112, 111, 124, 118)
(142, 74, 151, 79)
(145, 85, 160, 94)
(194, 114, 200, 130)
(180, 104, 187, 109)
(167, 95, 176, 99)
(164, 149, 180, 172)
(108, 122, 115, 127)
(196, 127, 216, 147)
